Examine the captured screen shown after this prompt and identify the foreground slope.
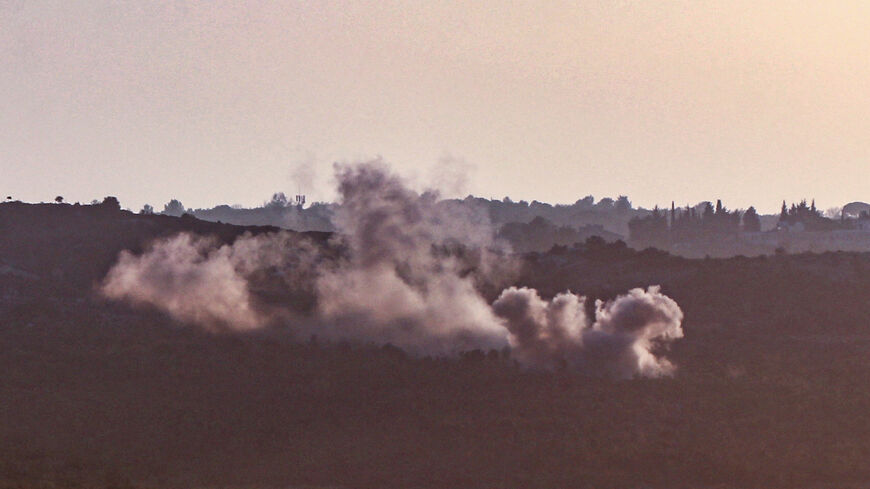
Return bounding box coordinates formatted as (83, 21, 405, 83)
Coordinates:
(3, 203, 870, 488)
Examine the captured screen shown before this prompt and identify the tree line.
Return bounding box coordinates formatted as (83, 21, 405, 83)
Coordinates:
(628, 199, 855, 249)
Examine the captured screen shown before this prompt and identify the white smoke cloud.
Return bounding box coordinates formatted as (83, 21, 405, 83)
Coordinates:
(493, 286, 684, 378)
(101, 232, 318, 332)
(102, 234, 264, 331)
(101, 160, 684, 376)
(314, 161, 510, 354)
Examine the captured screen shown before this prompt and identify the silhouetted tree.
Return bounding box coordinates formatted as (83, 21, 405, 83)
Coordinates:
(575, 195, 594, 208)
(742, 206, 761, 232)
(615, 195, 631, 213)
(163, 199, 185, 217)
(140, 204, 154, 215)
(596, 197, 614, 209)
(54, 196, 63, 204)
(779, 199, 842, 231)
(101, 196, 120, 212)
(701, 202, 714, 222)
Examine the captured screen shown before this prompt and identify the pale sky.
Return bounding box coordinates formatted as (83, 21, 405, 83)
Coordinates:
(2, 1, 869, 213)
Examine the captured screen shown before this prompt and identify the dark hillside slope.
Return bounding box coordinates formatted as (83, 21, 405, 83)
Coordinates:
(0, 201, 328, 291)
(4, 205, 870, 488)
(522, 241, 870, 337)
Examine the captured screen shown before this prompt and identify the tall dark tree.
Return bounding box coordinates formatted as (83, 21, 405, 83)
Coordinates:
(702, 202, 715, 222)
(742, 206, 761, 232)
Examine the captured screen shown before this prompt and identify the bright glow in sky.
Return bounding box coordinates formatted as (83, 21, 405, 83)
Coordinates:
(3, 1, 870, 212)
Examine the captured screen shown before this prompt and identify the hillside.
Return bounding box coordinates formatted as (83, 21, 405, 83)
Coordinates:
(3, 203, 870, 488)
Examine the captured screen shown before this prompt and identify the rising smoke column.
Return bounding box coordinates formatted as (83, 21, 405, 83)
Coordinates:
(313, 161, 511, 354)
(493, 286, 684, 378)
(101, 160, 685, 376)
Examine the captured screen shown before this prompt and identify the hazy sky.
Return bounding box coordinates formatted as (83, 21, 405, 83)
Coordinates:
(3, 1, 870, 213)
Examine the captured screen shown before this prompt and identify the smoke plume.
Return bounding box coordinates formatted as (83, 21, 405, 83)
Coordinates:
(101, 232, 318, 332)
(314, 161, 510, 354)
(101, 160, 684, 376)
(102, 234, 263, 331)
(492, 286, 684, 378)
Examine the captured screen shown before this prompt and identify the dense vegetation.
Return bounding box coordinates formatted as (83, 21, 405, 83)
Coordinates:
(627, 199, 870, 257)
(3, 203, 870, 488)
